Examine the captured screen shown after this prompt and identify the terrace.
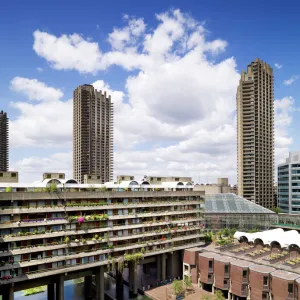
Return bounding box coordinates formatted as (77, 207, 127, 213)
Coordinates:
(205, 228, 300, 275)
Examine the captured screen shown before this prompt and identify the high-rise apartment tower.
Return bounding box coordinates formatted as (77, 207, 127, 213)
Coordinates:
(73, 85, 114, 183)
(237, 58, 274, 208)
(0, 110, 9, 171)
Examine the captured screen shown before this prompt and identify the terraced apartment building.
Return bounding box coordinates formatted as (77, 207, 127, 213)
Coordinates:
(0, 177, 205, 300)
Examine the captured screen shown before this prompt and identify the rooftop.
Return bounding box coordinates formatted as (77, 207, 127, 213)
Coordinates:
(205, 193, 274, 214)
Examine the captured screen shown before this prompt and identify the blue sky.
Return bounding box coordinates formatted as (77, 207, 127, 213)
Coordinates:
(0, 0, 299, 183)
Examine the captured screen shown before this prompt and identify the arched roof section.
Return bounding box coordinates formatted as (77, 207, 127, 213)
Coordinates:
(118, 180, 139, 188)
(43, 178, 62, 186)
(184, 182, 193, 186)
(62, 179, 79, 184)
(139, 180, 150, 185)
(161, 181, 185, 188)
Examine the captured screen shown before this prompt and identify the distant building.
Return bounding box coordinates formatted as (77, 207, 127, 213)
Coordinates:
(43, 172, 65, 181)
(194, 178, 231, 194)
(278, 151, 300, 213)
(84, 174, 103, 184)
(117, 175, 135, 184)
(73, 85, 114, 184)
(237, 58, 274, 208)
(0, 171, 18, 183)
(0, 110, 8, 171)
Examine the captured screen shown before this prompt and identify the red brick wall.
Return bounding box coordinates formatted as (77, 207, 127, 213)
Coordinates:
(199, 256, 210, 283)
(183, 250, 198, 266)
(214, 260, 226, 289)
(271, 276, 293, 300)
(249, 270, 269, 300)
(230, 265, 244, 297)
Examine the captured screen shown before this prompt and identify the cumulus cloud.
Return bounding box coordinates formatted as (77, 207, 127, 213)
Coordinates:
(8, 9, 295, 184)
(11, 152, 72, 183)
(274, 96, 294, 165)
(274, 63, 282, 69)
(9, 77, 72, 148)
(36, 67, 43, 72)
(283, 75, 299, 85)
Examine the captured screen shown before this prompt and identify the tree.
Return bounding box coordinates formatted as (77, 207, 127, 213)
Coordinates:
(5, 186, 12, 192)
(214, 290, 225, 300)
(271, 207, 283, 214)
(171, 279, 185, 296)
(184, 276, 193, 289)
(204, 232, 213, 244)
(201, 296, 211, 300)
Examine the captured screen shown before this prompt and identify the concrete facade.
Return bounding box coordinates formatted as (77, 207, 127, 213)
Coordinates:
(0, 171, 18, 183)
(237, 58, 274, 208)
(194, 178, 232, 194)
(0, 189, 204, 299)
(0, 110, 8, 172)
(73, 85, 114, 184)
(43, 172, 65, 181)
(278, 151, 300, 214)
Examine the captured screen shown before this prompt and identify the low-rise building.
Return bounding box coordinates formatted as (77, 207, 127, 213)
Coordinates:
(194, 178, 232, 194)
(0, 171, 18, 183)
(184, 228, 300, 300)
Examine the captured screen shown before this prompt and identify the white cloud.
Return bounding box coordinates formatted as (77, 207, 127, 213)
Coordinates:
(274, 63, 282, 69)
(10, 77, 63, 102)
(108, 16, 146, 50)
(9, 77, 72, 148)
(9, 9, 295, 185)
(11, 152, 72, 183)
(36, 67, 43, 72)
(274, 96, 294, 165)
(283, 75, 299, 85)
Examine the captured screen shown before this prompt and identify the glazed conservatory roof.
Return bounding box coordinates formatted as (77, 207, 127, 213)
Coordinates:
(204, 193, 274, 214)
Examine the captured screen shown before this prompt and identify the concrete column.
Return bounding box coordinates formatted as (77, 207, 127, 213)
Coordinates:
(156, 255, 162, 282)
(56, 274, 64, 300)
(162, 253, 167, 281)
(95, 266, 105, 300)
(5, 285, 14, 300)
(212, 285, 215, 294)
(116, 270, 124, 299)
(47, 283, 55, 300)
(84, 276, 93, 300)
(128, 262, 138, 298)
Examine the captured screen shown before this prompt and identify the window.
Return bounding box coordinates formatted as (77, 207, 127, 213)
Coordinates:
(0, 173, 3, 177)
(46, 174, 51, 179)
(59, 174, 63, 179)
(224, 280, 228, 285)
(288, 283, 293, 294)
(157, 178, 161, 181)
(97, 176, 100, 179)
(208, 260, 213, 268)
(175, 178, 179, 181)
(184, 265, 189, 271)
(11, 173, 16, 178)
(263, 276, 269, 286)
(225, 265, 229, 273)
(130, 177, 134, 180)
(243, 270, 247, 277)
(122, 177, 125, 180)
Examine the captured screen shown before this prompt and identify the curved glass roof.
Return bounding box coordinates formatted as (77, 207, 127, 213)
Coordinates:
(205, 193, 274, 214)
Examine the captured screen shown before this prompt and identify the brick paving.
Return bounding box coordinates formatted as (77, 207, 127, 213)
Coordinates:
(145, 284, 212, 300)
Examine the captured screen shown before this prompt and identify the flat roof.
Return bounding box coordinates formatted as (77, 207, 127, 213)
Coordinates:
(271, 270, 300, 280)
(231, 259, 256, 268)
(186, 247, 202, 252)
(214, 255, 236, 263)
(199, 252, 220, 259)
(249, 264, 276, 274)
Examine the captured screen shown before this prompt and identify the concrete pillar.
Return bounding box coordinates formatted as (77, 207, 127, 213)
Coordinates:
(95, 266, 105, 300)
(56, 274, 64, 300)
(116, 270, 123, 299)
(156, 255, 162, 281)
(128, 262, 138, 298)
(84, 276, 93, 300)
(47, 283, 55, 300)
(162, 253, 167, 281)
(212, 285, 215, 294)
(167, 252, 180, 280)
(4, 285, 14, 300)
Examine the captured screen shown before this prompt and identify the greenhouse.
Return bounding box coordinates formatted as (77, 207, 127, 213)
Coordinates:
(204, 193, 276, 231)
